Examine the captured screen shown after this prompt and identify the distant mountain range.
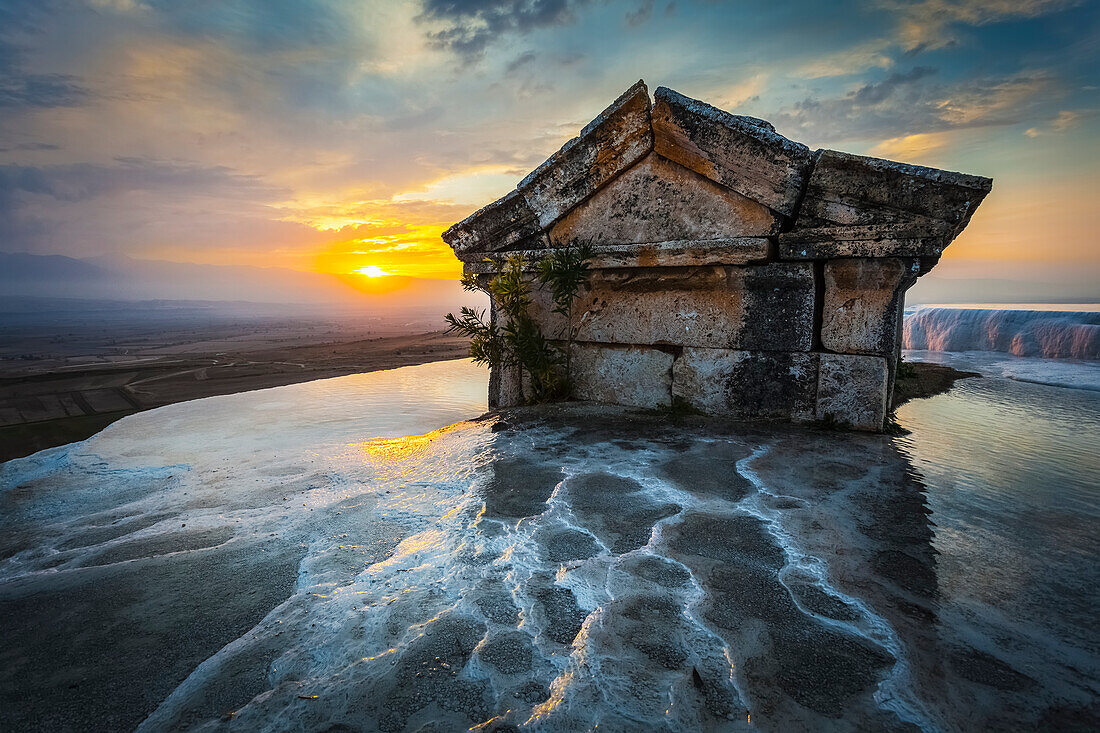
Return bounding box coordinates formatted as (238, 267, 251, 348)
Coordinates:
(0, 252, 485, 314)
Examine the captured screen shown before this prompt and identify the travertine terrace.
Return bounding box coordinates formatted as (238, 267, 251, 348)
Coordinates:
(443, 80, 992, 431)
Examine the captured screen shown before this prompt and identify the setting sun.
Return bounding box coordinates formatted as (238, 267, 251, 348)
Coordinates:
(356, 265, 390, 278)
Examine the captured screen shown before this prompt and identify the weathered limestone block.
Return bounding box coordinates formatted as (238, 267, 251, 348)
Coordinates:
(528, 264, 815, 351)
(816, 354, 888, 431)
(581, 239, 769, 268)
(821, 258, 920, 356)
(777, 223, 950, 260)
(549, 152, 778, 248)
(570, 343, 673, 408)
(489, 363, 526, 409)
(651, 86, 813, 217)
(785, 150, 993, 258)
(461, 238, 769, 273)
(672, 349, 818, 420)
(520, 80, 653, 229)
(442, 189, 544, 256)
(800, 151, 994, 230)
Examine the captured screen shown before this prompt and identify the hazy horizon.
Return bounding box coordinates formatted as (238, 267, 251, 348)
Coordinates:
(1, 0, 1098, 305)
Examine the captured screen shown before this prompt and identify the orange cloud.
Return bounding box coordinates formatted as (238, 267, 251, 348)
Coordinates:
(870, 131, 953, 162)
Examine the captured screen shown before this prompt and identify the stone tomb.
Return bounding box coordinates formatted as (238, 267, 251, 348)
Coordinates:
(443, 81, 992, 431)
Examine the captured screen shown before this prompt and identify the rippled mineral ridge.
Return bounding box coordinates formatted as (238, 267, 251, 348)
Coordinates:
(1, 357, 1097, 731)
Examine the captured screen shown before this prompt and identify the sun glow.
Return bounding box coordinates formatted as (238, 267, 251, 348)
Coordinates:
(356, 265, 390, 277)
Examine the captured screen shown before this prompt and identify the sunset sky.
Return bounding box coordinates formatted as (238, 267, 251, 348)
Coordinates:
(1, 0, 1097, 295)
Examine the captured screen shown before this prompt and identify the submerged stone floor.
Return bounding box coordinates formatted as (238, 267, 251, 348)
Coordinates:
(0, 360, 1097, 732)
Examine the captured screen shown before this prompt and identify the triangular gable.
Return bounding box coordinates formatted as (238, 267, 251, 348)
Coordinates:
(549, 152, 779, 248)
(444, 80, 992, 266)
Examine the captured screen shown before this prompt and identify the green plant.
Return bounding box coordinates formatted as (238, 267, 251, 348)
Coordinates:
(536, 243, 595, 377)
(445, 246, 594, 404)
(442, 305, 503, 367)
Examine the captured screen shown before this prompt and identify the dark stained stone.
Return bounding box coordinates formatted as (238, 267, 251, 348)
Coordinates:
(460, 238, 770, 271)
(816, 354, 888, 431)
(777, 222, 952, 260)
(528, 263, 814, 352)
(797, 150, 994, 231)
(785, 150, 993, 258)
(673, 349, 819, 421)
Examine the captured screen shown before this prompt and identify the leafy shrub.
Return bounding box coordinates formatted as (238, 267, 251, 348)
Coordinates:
(445, 245, 594, 403)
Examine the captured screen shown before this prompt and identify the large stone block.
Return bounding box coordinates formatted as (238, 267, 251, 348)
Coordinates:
(489, 364, 527, 409)
(549, 152, 778, 248)
(570, 343, 673, 408)
(672, 349, 818, 420)
(580, 239, 769, 268)
(460, 238, 769, 272)
(651, 86, 813, 217)
(787, 150, 993, 258)
(798, 150, 993, 230)
(442, 189, 544, 256)
(821, 258, 919, 355)
(520, 80, 653, 229)
(816, 354, 888, 431)
(777, 223, 951, 260)
(528, 264, 815, 352)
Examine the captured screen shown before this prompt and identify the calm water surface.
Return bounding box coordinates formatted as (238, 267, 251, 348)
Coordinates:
(896, 355, 1100, 717)
(1, 355, 1097, 731)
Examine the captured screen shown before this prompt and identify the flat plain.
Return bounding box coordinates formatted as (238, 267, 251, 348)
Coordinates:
(0, 298, 470, 462)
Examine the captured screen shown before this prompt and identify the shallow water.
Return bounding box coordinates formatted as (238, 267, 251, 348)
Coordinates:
(893, 352, 1100, 728)
(1, 356, 1097, 731)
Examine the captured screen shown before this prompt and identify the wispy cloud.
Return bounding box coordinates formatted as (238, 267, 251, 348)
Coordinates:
(798, 40, 896, 79)
(1025, 108, 1087, 136)
(870, 131, 953, 160)
(625, 0, 654, 27)
(418, 0, 590, 61)
(769, 68, 1060, 144)
(883, 0, 1083, 51)
(0, 158, 284, 204)
(0, 0, 1095, 281)
(0, 73, 89, 108)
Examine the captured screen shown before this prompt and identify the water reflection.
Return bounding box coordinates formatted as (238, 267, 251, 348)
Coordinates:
(894, 369, 1100, 728)
(3, 357, 1098, 731)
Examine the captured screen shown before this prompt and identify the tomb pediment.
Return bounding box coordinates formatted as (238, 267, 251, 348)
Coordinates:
(442, 80, 992, 431)
(549, 152, 779, 249)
